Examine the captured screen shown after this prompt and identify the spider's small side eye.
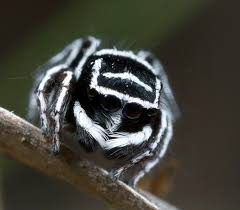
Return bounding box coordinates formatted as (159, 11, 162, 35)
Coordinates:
(122, 103, 143, 120)
(147, 108, 159, 117)
(100, 95, 122, 113)
(87, 88, 97, 99)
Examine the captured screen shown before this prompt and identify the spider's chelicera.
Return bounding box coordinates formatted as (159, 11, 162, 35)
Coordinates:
(28, 36, 178, 187)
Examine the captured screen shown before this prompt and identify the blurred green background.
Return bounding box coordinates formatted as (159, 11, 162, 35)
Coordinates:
(0, 0, 239, 209)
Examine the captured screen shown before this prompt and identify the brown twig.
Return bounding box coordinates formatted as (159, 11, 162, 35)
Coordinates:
(0, 107, 180, 210)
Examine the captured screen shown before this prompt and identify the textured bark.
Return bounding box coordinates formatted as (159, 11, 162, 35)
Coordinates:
(0, 107, 180, 210)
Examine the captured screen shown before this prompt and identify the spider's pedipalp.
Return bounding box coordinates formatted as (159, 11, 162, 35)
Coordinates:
(109, 110, 170, 187)
(130, 112, 172, 187)
(73, 101, 107, 150)
(105, 125, 152, 149)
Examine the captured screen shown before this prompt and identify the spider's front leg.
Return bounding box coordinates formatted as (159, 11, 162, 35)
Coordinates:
(48, 70, 75, 154)
(110, 110, 172, 188)
(32, 36, 101, 154)
(36, 67, 74, 154)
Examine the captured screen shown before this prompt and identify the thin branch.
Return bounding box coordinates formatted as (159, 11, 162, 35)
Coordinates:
(0, 107, 180, 210)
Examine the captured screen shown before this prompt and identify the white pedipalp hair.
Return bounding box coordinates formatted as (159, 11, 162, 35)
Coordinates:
(104, 112, 122, 133)
(89, 58, 159, 109)
(73, 101, 108, 148)
(105, 125, 153, 150)
(94, 86, 159, 109)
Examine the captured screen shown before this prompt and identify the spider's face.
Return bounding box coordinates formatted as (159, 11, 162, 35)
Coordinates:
(77, 51, 162, 156)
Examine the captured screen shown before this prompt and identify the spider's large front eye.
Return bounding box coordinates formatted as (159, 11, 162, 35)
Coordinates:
(100, 95, 122, 112)
(122, 103, 143, 120)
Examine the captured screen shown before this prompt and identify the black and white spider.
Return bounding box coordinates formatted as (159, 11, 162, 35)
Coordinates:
(28, 36, 178, 187)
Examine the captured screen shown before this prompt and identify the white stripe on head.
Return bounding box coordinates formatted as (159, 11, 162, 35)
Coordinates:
(75, 37, 101, 79)
(90, 56, 159, 109)
(102, 72, 153, 92)
(73, 101, 107, 148)
(92, 86, 158, 109)
(105, 125, 152, 149)
(95, 49, 158, 75)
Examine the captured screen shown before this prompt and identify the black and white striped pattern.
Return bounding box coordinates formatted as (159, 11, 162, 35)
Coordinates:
(90, 52, 162, 109)
(28, 36, 178, 187)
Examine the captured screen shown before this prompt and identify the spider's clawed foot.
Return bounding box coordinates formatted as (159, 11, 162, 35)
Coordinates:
(51, 139, 61, 155)
(109, 169, 122, 182)
(41, 123, 61, 155)
(40, 125, 50, 138)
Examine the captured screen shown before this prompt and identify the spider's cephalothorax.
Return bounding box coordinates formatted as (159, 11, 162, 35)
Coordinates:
(28, 36, 178, 187)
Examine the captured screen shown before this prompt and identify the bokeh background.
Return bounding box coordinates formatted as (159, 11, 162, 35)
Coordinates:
(0, 0, 239, 209)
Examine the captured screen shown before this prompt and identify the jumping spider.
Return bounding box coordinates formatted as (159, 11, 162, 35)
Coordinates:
(28, 36, 178, 187)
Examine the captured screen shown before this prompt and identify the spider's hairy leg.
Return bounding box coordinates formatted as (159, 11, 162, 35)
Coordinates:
(137, 50, 180, 120)
(28, 88, 40, 125)
(48, 70, 74, 154)
(73, 36, 101, 80)
(30, 36, 100, 154)
(28, 38, 83, 124)
(35, 65, 68, 135)
(110, 110, 172, 188)
(129, 118, 172, 187)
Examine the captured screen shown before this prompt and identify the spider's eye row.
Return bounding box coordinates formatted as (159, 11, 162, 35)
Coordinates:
(122, 103, 143, 120)
(100, 95, 122, 113)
